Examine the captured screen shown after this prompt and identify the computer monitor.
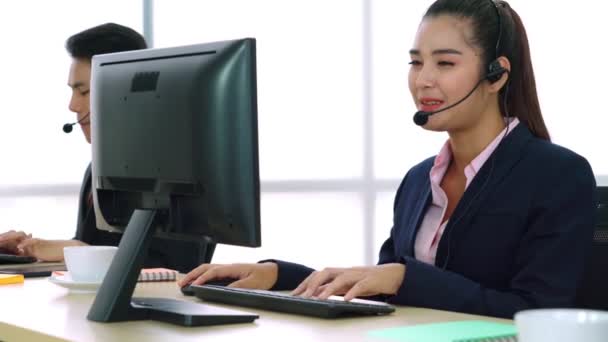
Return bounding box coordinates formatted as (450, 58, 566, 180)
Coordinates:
(87, 38, 261, 326)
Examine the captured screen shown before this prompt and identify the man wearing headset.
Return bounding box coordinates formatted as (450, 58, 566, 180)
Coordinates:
(0, 23, 205, 272)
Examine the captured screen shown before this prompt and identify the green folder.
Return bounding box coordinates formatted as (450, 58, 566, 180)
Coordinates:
(368, 320, 517, 342)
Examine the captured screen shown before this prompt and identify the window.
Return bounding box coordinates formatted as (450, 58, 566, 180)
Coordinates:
(153, 0, 370, 266)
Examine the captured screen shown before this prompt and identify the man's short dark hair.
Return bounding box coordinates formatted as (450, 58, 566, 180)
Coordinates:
(66, 23, 147, 60)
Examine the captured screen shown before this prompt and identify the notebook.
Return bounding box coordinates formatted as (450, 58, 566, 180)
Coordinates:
(368, 320, 517, 342)
(138, 268, 178, 282)
(0, 264, 67, 278)
(51, 268, 178, 282)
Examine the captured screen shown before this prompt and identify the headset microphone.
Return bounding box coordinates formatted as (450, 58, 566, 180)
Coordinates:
(412, 65, 506, 126)
(63, 113, 90, 133)
(413, 78, 484, 126)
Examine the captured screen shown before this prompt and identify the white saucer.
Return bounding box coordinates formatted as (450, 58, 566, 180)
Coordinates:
(48, 273, 101, 293)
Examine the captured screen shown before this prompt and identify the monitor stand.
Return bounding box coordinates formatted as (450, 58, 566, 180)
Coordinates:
(87, 209, 258, 326)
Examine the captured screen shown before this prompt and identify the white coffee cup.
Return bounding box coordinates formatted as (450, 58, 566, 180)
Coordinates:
(63, 246, 118, 283)
(515, 308, 608, 342)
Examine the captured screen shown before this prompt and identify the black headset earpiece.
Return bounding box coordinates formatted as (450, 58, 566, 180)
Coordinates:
(486, 59, 507, 83)
(486, 1, 507, 84)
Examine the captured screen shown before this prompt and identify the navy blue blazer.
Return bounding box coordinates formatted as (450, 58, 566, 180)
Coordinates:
(268, 124, 596, 318)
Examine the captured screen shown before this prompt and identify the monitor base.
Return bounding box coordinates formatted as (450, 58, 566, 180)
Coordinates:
(131, 297, 258, 326)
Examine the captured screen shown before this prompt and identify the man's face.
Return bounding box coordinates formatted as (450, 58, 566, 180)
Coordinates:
(67, 58, 92, 143)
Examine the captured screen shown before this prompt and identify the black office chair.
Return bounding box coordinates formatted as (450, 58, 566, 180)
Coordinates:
(575, 186, 608, 310)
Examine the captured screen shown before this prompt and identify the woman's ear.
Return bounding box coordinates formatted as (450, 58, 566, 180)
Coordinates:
(488, 56, 511, 93)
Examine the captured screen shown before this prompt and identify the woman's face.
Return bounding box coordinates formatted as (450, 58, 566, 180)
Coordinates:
(408, 15, 489, 132)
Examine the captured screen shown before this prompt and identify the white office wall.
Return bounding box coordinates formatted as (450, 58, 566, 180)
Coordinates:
(0, 1, 606, 269)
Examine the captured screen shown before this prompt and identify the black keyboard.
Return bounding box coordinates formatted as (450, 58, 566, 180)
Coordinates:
(188, 284, 396, 318)
(0, 253, 37, 264)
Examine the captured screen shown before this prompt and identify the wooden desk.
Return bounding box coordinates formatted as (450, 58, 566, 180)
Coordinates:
(0, 278, 511, 341)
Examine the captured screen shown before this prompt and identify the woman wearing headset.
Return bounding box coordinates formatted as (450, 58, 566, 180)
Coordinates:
(179, 0, 596, 318)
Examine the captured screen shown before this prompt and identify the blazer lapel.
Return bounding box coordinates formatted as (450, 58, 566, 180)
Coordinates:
(405, 180, 432, 256)
(434, 124, 533, 266)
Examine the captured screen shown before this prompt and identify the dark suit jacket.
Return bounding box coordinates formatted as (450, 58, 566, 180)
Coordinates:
(269, 124, 597, 318)
(73, 163, 208, 273)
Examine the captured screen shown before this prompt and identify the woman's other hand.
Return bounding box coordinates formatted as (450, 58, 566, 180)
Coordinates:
(178, 262, 279, 290)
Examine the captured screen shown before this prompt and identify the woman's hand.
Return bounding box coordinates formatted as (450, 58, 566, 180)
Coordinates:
(178, 262, 279, 290)
(291, 263, 406, 301)
(0, 230, 31, 254)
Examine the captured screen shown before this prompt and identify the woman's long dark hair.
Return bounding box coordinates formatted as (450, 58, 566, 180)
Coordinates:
(424, 0, 550, 141)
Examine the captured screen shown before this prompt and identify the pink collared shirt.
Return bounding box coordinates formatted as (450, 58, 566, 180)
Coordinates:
(414, 118, 520, 265)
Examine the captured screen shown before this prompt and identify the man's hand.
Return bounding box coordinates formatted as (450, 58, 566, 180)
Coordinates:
(17, 239, 85, 262)
(0, 230, 31, 254)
